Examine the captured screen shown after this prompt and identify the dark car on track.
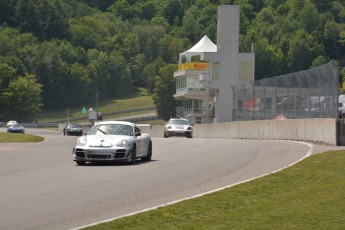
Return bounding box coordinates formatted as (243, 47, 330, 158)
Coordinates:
(63, 123, 83, 136)
(7, 123, 25, 133)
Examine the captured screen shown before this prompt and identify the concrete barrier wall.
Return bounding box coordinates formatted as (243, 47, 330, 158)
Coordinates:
(141, 118, 337, 146)
(194, 118, 337, 145)
(55, 118, 337, 145)
(140, 125, 165, 138)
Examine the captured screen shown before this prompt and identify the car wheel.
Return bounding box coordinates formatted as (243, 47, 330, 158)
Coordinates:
(131, 145, 137, 164)
(142, 142, 152, 161)
(187, 134, 192, 138)
(164, 132, 169, 138)
(76, 161, 86, 166)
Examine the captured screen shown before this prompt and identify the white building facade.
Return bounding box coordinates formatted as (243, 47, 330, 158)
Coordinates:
(173, 5, 255, 124)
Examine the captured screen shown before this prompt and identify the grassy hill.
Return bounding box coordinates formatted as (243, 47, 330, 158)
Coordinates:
(35, 90, 163, 124)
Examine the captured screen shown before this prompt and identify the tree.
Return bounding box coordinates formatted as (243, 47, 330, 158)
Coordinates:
(0, 0, 16, 26)
(254, 37, 284, 80)
(0, 0, 345, 121)
(153, 64, 177, 121)
(0, 63, 17, 91)
(79, 0, 114, 11)
(311, 0, 332, 13)
(69, 13, 121, 51)
(142, 58, 165, 94)
(180, 3, 217, 43)
(323, 19, 345, 60)
(108, 0, 140, 20)
(159, 34, 187, 64)
(0, 75, 42, 121)
(163, 0, 183, 25)
(0, 56, 27, 77)
(141, 1, 156, 20)
(136, 24, 165, 63)
(287, 31, 312, 72)
(14, 0, 70, 40)
(298, 1, 320, 33)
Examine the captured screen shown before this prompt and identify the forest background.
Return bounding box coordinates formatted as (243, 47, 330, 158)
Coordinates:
(0, 0, 344, 121)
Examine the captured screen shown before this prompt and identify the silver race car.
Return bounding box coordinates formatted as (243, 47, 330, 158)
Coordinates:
(164, 118, 193, 138)
(72, 121, 152, 165)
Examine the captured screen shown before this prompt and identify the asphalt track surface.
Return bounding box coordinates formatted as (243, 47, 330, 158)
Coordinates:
(0, 128, 340, 230)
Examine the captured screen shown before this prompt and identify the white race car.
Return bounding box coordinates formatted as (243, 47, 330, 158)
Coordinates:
(72, 121, 152, 165)
(164, 118, 193, 138)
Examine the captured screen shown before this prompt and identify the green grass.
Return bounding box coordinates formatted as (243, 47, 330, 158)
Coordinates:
(85, 150, 345, 230)
(0, 133, 44, 142)
(35, 90, 155, 122)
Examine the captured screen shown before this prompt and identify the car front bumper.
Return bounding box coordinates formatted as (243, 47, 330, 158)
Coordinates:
(66, 130, 83, 136)
(8, 130, 24, 133)
(166, 129, 192, 137)
(72, 146, 132, 163)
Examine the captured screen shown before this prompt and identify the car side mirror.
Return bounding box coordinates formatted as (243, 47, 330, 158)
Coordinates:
(135, 132, 141, 137)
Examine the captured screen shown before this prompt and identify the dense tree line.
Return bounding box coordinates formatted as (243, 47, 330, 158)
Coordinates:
(0, 0, 344, 121)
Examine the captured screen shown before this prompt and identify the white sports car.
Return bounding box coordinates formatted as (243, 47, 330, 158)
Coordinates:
(164, 118, 193, 138)
(72, 121, 152, 165)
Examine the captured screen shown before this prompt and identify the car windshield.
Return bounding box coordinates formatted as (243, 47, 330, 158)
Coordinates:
(69, 124, 80, 128)
(88, 124, 133, 136)
(169, 120, 189, 125)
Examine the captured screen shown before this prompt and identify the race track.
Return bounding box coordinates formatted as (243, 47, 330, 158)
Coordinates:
(0, 128, 312, 230)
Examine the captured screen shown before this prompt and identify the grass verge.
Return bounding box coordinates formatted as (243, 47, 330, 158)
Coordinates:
(85, 150, 345, 230)
(0, 133, 44, 142)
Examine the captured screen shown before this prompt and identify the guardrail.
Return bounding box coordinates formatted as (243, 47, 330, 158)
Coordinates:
(21, 115, 159, 130)
(21, 123, 59, 128)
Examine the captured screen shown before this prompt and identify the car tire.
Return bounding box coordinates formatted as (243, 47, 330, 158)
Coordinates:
(76, 161, 86, 166)
(142, 142, 152, 161)
(131, 145, 137, 164)
(164, 132, 169, 138)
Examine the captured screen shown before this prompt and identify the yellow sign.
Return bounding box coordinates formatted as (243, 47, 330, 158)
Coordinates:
(178, 62, 208, 71)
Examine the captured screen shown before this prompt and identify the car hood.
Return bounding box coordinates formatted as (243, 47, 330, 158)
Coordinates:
(67, 127, 81, 130)
(84, 135, 132, 147)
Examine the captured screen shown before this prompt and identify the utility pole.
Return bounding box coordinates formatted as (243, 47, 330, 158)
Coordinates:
(96, 93, 99, 121)
(67, 108, 69, 123)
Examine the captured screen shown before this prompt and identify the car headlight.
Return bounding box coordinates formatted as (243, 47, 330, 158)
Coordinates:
(117, 139, 129, 147)
(167, 125, 172, 129)
(77, 137, 87, 146)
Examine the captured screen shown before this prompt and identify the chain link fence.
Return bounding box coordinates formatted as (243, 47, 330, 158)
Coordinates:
(232, 60, 340, 121)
